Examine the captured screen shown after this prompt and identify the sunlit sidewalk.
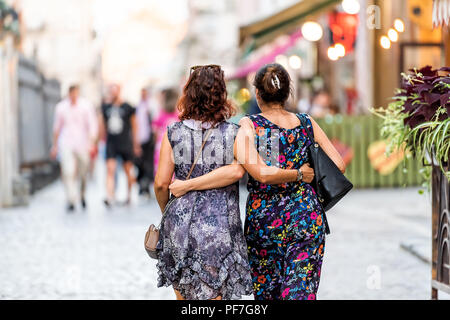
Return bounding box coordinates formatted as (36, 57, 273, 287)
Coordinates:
(0, 171, 446, 299)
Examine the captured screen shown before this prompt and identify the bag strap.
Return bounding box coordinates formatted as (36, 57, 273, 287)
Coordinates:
(160, 128, 213, 220)
(297, 114, 331, 234)
(186, 128, 213, 180)
(297, 114, 315, 144)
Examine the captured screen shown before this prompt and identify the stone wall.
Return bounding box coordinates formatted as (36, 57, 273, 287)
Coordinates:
(0, 36, 61, 207)
(0, 35, 21, 207)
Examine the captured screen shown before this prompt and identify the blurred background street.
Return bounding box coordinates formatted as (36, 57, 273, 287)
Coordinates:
(1, 0, 450, 300)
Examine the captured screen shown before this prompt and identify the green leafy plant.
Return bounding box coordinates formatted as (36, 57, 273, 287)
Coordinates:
(371, 66, 450, 182)
(0, 0, 20, 38)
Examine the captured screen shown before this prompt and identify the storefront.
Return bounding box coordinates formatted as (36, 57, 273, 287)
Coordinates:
(433, 0, 450, 64)
(233, 0, 447, 113)
(373, 0, 445, 108)
(232, 0, 364, 117)
(230, 0, 440, 189)
(0, 0, 21, 207)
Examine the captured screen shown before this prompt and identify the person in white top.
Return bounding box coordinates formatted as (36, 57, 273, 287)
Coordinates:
(135, 88, 154, 196)
(51, 85, 98, 212)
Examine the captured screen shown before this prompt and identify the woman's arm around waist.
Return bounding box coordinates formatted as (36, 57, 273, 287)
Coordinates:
(234, 117, 314, 185)
(169, 161, 245, 197)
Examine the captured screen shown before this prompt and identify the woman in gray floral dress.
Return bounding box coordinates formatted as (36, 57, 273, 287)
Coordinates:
(154, 65, 252, 300)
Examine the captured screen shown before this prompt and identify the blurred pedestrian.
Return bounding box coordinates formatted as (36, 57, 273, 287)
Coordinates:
(310, 90, 332, 118)
(135, 88, 154, 197)
(51, 85, 98, 212)
(99, 84, 141, 207)
(147, 87, 163, 120)
(152, 88, 179, 173)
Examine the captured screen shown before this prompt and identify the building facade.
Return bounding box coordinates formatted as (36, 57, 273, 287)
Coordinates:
(16, 0, 102, 104)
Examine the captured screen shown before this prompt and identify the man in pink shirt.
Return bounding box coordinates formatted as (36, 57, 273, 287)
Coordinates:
(51, 85, 98, 212)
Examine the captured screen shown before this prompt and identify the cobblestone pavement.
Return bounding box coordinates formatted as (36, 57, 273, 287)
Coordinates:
(0, 171, 447, 300)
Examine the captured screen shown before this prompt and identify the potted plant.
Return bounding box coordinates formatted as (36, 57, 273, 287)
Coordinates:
(0, 1, 20, 40)
(372, 65, 450, 299)
(372, 66, 450, 182)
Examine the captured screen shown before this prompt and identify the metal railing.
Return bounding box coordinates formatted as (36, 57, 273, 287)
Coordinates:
(431, 162, 450, 299)
(17, 56, 60, 167)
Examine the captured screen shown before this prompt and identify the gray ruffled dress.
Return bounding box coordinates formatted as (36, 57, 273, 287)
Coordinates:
(156, 121, 253, 300)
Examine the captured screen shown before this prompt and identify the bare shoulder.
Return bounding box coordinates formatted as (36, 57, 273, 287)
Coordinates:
(238, 116, 254, 129)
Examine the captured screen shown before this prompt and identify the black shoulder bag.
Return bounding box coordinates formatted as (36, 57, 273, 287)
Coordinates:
(298, 114, 354, 234)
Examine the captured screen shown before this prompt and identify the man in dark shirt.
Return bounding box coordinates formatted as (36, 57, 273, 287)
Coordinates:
(100, 84, 141, 207)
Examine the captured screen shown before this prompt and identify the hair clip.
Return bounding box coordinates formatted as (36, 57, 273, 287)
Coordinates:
(271, 75, 281, 90)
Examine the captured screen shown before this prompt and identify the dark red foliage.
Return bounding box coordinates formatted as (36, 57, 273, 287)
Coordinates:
(400, 66, 450, 128)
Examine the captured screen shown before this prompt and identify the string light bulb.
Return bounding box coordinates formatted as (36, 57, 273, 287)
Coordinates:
(334, 43, 346, 57)
(394, 19, 405, 33)
(275, 55, 288, 68)
(380, 36, 391, 49)
(387, 28, 399, 42)
(301, 21, 323, 42)
(342, 0, 361, 15)
(289, 55, 302, 70)
(327, 46, 339, 61)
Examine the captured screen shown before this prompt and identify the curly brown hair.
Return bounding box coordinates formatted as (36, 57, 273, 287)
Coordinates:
(177, 65, 235, 125)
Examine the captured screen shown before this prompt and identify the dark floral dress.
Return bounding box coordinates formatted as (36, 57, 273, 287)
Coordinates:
(156, 121, 253, 300)
(245, 114, 326, 300)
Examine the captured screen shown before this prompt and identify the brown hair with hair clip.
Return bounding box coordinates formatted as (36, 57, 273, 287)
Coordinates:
(253, 63, 292, 105)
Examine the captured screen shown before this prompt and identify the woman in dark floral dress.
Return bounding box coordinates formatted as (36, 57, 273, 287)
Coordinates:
(244, 112, 326, 300)
(240, 64, 345, 300)
(172, 64, 346, 300)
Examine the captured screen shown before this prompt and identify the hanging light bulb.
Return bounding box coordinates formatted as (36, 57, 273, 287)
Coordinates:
(387, 28, 399, 42)
(380, 36, 391, 49)
(327, 46, 339, 61)
(289, 55, 302, 70)
(275, 55, 289, 68)
(334, 43, 346, 57)
(394, 19, 405, 33)
(342, 0, 361, 15)
(301, 21, 323, 42)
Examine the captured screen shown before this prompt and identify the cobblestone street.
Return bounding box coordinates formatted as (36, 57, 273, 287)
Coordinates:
(0, 170, 447, 300)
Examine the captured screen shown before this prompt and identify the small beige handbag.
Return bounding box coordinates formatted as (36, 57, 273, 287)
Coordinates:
(145, 129, 213, 260)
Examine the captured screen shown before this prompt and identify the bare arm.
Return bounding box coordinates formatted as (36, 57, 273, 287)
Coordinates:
(154, 133, 175, 212)
(86, 103, 99, 150)
(51, 131, 60, 160)
(51, 104, 62, 159)
(169, 116, 317, 198)
(310, 117, 346, 173)
(98, 113, 106, 142)
(169, 161, 245, 197)
(234, 117, 311, 185)
(130, 114, 142, 157)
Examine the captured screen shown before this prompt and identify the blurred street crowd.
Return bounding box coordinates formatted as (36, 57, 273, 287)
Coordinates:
(51, 84, 181, 211)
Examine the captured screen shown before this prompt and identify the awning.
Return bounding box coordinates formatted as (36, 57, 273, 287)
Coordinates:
(239, 0, 341, 50)
(229, 30, 303, 80)
(433, 0, 450, 27)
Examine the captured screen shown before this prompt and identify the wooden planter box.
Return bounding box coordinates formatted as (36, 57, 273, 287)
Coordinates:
(431, 161, 450, 299)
